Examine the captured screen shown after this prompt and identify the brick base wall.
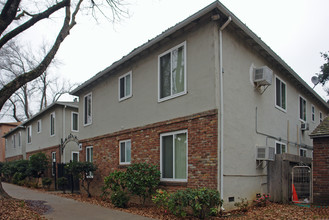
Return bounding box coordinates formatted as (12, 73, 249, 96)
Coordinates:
(80, 109, 218, 196)
(5, 155, 23, 162)
(313, 136, 329, 205)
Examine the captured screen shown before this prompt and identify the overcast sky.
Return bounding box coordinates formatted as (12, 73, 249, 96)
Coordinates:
(2, 0, 329, 122)
(52, 0, 329, 100)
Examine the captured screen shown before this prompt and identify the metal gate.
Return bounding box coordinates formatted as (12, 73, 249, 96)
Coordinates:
(292, 166, 311, 203)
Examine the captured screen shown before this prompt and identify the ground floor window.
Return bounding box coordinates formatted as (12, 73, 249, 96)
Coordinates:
(275, 141, 286, 154)
(300, 148, 307, 157)
(119, 140, 131, 165)
(160, 130, 187, 181)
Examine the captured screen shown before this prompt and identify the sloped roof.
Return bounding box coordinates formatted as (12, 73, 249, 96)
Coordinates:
(2, 101, 78, 138)
(70, 0, 329, 111)
(310, 117, 329, 138)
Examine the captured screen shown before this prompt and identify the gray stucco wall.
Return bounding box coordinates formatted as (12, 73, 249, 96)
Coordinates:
(78, 22, 219, 140)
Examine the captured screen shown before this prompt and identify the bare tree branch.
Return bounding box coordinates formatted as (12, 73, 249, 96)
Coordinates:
(0, 0, 70, 49)
(0, 0, 21, 35)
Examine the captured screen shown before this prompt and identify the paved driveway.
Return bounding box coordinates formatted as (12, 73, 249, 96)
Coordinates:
(3, 183, 153, 220)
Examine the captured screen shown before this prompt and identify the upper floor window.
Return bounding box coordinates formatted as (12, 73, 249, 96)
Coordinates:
(84, 93, 92, 126)
(12, 135, 16, 148)
(119, 140, 131, 165)
(27, 125, 32, 144)
(311, 105, 315, 122)
(158, 42, 186, 102)
(275, 141, 286, 154)
(118, 71, 132, 101)
(160, 130, 187, 182)
(37, 119, 42, 133)
(320, 111, 323, 123)
(50, 112, 55, 136)
(72, 112, 79, 132)
(300, 148, 307, 157)
(275, 76, 286, 111)
(299, 96, 306, 122)
(18, 132, 21, 147)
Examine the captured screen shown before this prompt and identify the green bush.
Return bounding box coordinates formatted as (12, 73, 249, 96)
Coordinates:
(111, 189, 130, 208)
(42, 177, 52, 190)
(155, 188, 222, 219)
(125, 163, 160, 205)
(12, 172, 25, 184)
(103, 170, 129, 208)
(57, 177, 68, 193)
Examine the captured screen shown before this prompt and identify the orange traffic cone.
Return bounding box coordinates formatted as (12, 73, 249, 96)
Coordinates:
(292, 184, 299, 203)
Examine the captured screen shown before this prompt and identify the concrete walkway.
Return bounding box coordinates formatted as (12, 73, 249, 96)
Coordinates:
(3, 183, 154, 220)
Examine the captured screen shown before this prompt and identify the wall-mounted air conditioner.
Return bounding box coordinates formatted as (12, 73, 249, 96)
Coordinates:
(256, 146, 275, 161)
(301, 122, 309, 131)
(253, 66, 273, 86)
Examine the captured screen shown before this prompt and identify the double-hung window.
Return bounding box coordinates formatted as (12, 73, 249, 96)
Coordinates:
(119, 71, 132, 101)
(119, 140, 131, 165)
(50, 112, 55, 136)
(27, 125, 32, 144)
(300, 148, 307, 157)
(84, 93, 92, 126)
(311, 105, 315, 122)
(275, 141, 286, 154)
(18, 132, 21, 147)
(86, 146, 93, 177)
(37, 120, 42, 133)
(160, 130, 187, 181)
(72, 112, 79, 132)
(299, 96, 307, 122)
(12, 135, 16, 148)
(320, 112, 323, 123)
(158, 42, 186, 101)
(275, 76, 286, 111)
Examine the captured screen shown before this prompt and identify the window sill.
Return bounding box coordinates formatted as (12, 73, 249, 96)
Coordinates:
(275, 105, 286, 113)
(160, 181, 188, 187)
(158, 91, 187, 103)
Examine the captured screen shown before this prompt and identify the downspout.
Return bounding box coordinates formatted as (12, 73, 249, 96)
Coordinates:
(219, 16, 231, 201)
(62, 105, 67, 163)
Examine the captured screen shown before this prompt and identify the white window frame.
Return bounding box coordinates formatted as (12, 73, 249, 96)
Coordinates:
(37, 119, 42, 133)
(275, 141, 286, 154)
(119, 140, 131, 165)
(160, 130, 188, 182)
(311, 105, 315, 123)
(158, 41, 187, 102)
(275, 76, 287, 112)
(71, 151, 79, 162)
(320, 111, 323, 123)
(118, 71, 132, 101)
(299, 95, 307, 122)
(86, 146, 93, 178)
(12, 135, 16, 148)
(83, 93, 92, 126)
(52, 152, 56, 176)
(71, 112, 79, 132)
(18, 132, 21, 147)
(5, 139, 7, 151)
(50, 112, 55, 136)
(27, 125, 32, 144)
(300, 148, 307, 157)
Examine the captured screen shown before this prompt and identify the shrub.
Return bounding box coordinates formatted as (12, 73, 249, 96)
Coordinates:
(125, 163, 160, 205)
(253, 193, 270, 207)
(103, 170, 129, 208)
(28, 153, 49, 186)
(42, 177, 52, 190)
(234, 197, 249, 212)
(161, 188, 222, 219)
(152, 189, 170, 211)
(57, 177, 68, 193)
(12, 172, 25, 184)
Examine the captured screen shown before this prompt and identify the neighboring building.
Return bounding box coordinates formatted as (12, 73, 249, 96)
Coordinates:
(0, 122, 21, 162)
(310, 116, 329, 205)
(70, 1, 329, 208)
(3, 102, 79, 164)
